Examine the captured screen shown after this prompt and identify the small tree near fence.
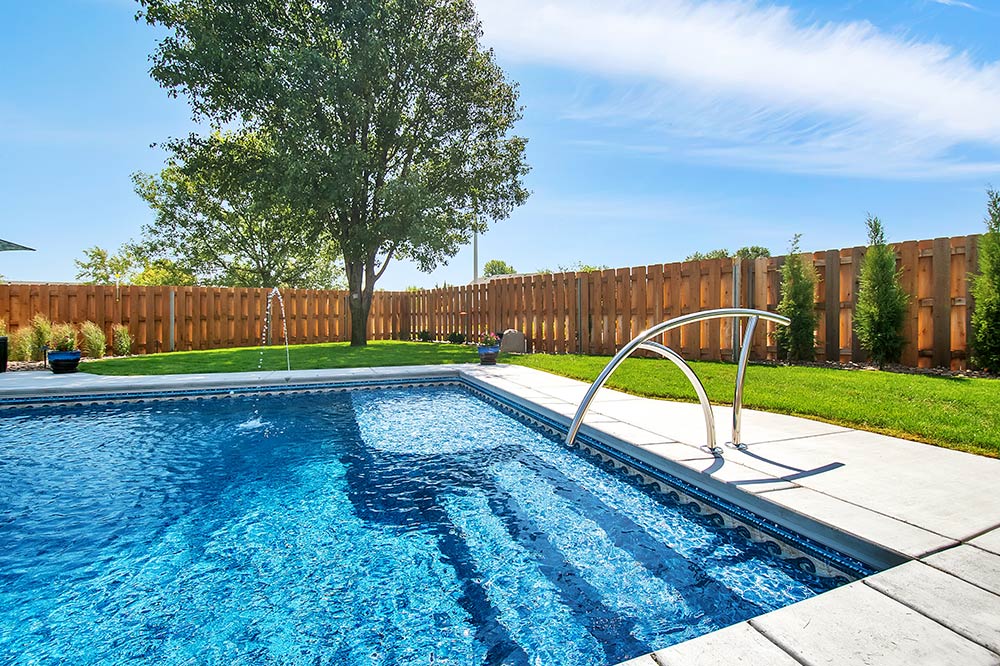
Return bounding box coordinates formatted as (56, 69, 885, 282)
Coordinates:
(776, 234, 817, 362)
(483, 259, 516, 278)
(971, 188, 1000, 371)
(855, 215, 908, 367)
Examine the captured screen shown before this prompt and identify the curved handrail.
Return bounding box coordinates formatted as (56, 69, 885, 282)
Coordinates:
(565, 308, 790, 455)
(637, 341, 717, 452)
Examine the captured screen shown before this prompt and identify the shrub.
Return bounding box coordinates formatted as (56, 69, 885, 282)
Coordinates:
(49, 323, 78, 352)
(29, 314, 52, 361)
(8, 328, 33, 361)
(416, 330, 433, 342)
(855, 215, 908, 367)
(775, 234, 818, 362)
(112, 323, 133, 356)
(0, 318, 6, 337)
(446, 331, 467, 344)
(971, 188, 1000, 371)
(80, 321, 107, 358)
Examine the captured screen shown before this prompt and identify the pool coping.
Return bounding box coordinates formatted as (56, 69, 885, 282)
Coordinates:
(2, 363, 999, 665)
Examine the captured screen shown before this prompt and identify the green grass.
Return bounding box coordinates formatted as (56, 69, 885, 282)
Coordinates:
(81, 340, 477, 376)
(82, 340, 999, 457)
(507, 354, 1000, 458)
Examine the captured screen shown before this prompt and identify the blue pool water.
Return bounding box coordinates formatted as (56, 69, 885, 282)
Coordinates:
(0, 385, 843, 664)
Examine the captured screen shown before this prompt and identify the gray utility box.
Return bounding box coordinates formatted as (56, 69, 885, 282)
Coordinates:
(499, 329, 526, 354)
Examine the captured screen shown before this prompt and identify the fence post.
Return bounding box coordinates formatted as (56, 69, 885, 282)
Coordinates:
(169, 290, 176, 352)
(731, 258, 741, 361)
(575, 276, 583, 354)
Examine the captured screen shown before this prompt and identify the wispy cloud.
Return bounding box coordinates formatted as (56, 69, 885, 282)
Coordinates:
(475, 0, 1000, 179)
(929, 0, 978, 10)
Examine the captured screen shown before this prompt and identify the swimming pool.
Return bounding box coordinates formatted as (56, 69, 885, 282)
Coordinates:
(0, 382, 858, 664)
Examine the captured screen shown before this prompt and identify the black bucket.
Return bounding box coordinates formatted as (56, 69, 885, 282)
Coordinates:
(0, 336, 7, 373)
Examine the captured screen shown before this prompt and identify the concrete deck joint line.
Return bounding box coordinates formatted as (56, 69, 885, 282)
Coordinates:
(960, 522, 1000, 544)
(860, 578, 1000, 657)
(746, 620, 812, 666)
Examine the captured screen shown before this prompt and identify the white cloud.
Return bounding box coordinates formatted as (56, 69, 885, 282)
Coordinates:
(475, 0, 1000, 179)
(929, 0, 978, 10)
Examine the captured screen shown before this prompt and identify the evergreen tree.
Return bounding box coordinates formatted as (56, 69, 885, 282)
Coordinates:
(775, 234, 817, 362)
(855, 215, 908, 367)
(971, 188, 1000, 371)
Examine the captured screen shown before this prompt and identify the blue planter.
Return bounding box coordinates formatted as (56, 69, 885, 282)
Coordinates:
(477, 345, 500, 366)
(48, 350, 82, 374)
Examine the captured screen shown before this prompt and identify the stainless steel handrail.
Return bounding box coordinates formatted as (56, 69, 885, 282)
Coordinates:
(565, 308, 790, 455)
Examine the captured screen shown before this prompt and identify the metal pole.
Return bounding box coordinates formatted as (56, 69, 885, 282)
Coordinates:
(732, 315, 759, 448)
(473, 229, 479, 282)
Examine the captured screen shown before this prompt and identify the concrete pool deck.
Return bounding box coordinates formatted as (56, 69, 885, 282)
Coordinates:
(2, 362, 998, 665)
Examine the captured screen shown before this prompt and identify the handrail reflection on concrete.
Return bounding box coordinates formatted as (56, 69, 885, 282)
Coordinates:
(565, 308, 790, 456)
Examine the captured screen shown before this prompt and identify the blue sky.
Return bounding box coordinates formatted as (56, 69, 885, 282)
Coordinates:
(2, 0, 999, 289)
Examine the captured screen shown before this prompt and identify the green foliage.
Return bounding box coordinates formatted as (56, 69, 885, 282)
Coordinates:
(112, 324, 133, 357)
(556, 261, 609, 273)
(855, 215, 908, 367)
(132, 257, 198, 287)
(29, 315, 52, 361)
(686, 246, 770, 261)
(75, 244, 198, 286)
(140, 0, 530, 345)
(971, 188, 1000, 371)
(775, 235, 818, 362)
(50, 323, 78, 352)
(483, 259, 517, 278)
(134, 131, 342, 289)
(416, 330, 433, 342)
(0, 318, 6, 337)
(735, 245, 771, 260)
(686, 249, 731, 261)
(75, 246, 135, 285)
(446, 331, 467, 344)
(8, 328, 33, 362)
(79, 321, 107, 358)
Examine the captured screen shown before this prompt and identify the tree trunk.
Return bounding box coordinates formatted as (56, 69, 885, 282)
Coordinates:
(349, 293, 370, 346)
(344, 257, 370, 346)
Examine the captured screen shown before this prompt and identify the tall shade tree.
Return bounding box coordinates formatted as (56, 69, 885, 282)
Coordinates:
(971, 188, 1000, 371)
(139, 0, 530, 344)
(134, 132, 343, 289)
(854, 215, 908, 368)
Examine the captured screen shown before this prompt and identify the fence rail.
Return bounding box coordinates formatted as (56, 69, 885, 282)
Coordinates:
(0, 234, 980, 369)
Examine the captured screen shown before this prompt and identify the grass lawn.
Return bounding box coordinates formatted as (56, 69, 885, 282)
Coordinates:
(81, 340, 478, 375)
(82, 341, 998, 457)
(508, 353, 1000, 458)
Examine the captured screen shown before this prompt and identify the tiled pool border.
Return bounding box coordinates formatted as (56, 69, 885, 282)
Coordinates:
(2, 375, 876, 582)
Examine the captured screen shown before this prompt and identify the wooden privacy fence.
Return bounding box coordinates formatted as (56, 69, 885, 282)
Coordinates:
(0, 234, 980, 368)
(0, 285, 410, 355)
(408, 234, 980, 370)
